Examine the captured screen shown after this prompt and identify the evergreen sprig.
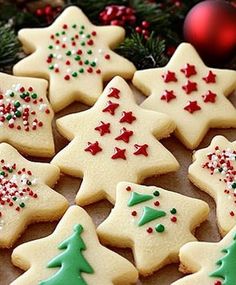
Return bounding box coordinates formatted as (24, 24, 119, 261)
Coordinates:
(0, 22, 21, 66)
(116, 32, 168, 69)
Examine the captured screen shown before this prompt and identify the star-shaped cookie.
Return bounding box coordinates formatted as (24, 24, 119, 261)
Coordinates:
(189, 135, 236, 236)
(97, 182, 209, 276)
(13, 6, 136, 112)
(51, 76, 179, 206)
(11, 205, 138, 285)
(132, 43, 236, 149)
(0, 143, 68, 248)
(0, 72, 54, 157)
(172, 225, 236, 285)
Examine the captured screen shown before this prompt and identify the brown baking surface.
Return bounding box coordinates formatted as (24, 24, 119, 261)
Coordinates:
(0, 84, 235, 285)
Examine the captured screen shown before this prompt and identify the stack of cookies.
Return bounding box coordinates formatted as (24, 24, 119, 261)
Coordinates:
(1, 6, 236, 285)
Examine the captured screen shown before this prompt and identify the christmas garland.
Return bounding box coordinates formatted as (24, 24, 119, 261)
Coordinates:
(0, 0, 235, 71)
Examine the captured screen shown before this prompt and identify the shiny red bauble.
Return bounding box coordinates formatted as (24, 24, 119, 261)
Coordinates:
(183, 0, 236, 63)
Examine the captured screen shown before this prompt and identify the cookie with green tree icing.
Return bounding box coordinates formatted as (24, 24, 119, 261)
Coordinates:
(0, 72, 54, 157)
(189, 135, 236, 236)
(97, 182, 209, 276)
(13, 6, 136, 112)
(11, 206, 138, 285)
(171, 225, 236, 285)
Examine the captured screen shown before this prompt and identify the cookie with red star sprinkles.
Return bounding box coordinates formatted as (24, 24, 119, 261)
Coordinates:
(171, 225, 236, 285)
(189, 135, 236, 236)
(0, 143, 68, 248)
(13, 6, 136, 112)
(11, 206, 138, 285)
(97, 182, 209, 276)
(51, 76, 179, 206)
(132, 43, 236, 149)
(0, 73, 54, 157)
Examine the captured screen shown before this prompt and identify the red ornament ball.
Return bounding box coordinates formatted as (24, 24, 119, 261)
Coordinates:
(183, 0, 236, 63)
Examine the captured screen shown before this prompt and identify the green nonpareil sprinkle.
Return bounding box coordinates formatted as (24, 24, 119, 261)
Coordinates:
(14, 101, 20, 108)
(15, 110, 21, 117)
(66, 51, 72, 56)
(19, 202, 25, 208)
(81, 25, 85, 29)
(31, 93, 37, 99)
(75, 55, 81, 61)
(10, 92, 14, 97)
(84, 60, 89, 65)
(81, 41, 85, 46)
(48, 45, 53, 49)
(72, 72, 78, 77)
(6, 114, 12, 120)
(86, 34, 91, 38)
(72, 24, 77, 28)
(87, 50, 92, 55)
(49, 65, 54, 70)
(90, 62, 96, 67)
(79, 68, 84, 73)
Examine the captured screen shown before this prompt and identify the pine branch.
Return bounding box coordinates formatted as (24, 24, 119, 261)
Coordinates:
(0, 22, 21, 66)
(116, 32, 168, 69)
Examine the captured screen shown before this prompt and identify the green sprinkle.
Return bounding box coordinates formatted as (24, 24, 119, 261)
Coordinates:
(72, 24, 77, 28)
(8, 168, 13, 173)
(13, 197, 17, 201)
(219, 167, 223, 172)
(10, 92, 15, 97)
(15, 111, 21, 117)
(155, 224, 165, 233)
(6, 114, 12, 120)
(170, 208, 177, 214)
(84, 60, 89, 65)
(62, 31, 66, 35)
(86, 34, 91, 38)
(14, 101, 21, 108)
(56, 32, 60, 36)
(49, 54, 54, 58)
(72, 72, 78, 77)
(79, 68, 84, 73)
(19, 202, 25, 208)
(90, 62, 96, 67)
(81, 41, 85, 46)
(71, 37, 75, 41)
(49, 65, 54, 70)
(232, 183, 236, 189)
(153, 190, 160, 197)
(87, 50, 92, 55)
(48, 45, 53, 49)
(81, 25, 85, 29)
(75, 55, 81, 61)
(79, 31, 84, 35)
(66, 51, 72, 56)
(0, 171, 5, 176)
(31, 93, 37, 99)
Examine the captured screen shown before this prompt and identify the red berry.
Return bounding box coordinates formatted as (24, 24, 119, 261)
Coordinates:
(142, 21, 150, 28)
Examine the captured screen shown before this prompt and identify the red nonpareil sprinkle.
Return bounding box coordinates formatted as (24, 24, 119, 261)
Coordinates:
(230, 211, 235, 217)
(171, 216, 177, 222)
(154, 201, 160, 206)
(126, 186, 131, 191)
(64, 75, 70, 80)
(63, 24, 68, 29)
(96, 69, 101, 74)
(131, 211, 137, 216)
(87, 39, 94, 45)
(214, 281, 222, 285)
(147, 227, 153, 233)
(91, 31, 97, 36)
(87, 67, 93, 73)
(105, 54, 110, 60)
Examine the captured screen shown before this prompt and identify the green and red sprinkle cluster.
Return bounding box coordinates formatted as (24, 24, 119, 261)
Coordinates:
(0, 84, 50, 131)
(0, 160, 38, 230)
(46, 23, 111, 81)
(203, 146, 236, 217)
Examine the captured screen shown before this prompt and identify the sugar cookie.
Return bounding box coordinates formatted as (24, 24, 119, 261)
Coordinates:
(172, 225, 236, 285)
(0, 143, 68, 248)
(97, 182, 209, 276)
(0, 72, 54, 157)
(11, 205, 138, 285)
(13, 6, 136, 112)
(189, 135, 236, 236)
(132, 43, 236, 149)
(51, 76, 179, 206)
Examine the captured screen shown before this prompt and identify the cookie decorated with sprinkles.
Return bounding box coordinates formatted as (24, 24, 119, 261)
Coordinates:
(97, 182, 209, 276)
(0, 73, 54, 157)
(189, 135, 236, 236)
(132, 43, 236, 149)
(0, 143, 68, 248)
(172, 225, 236, 285)
(11, 205, 138, 285)
(13, 6, 136, 112)
(51, 76, 179, 206)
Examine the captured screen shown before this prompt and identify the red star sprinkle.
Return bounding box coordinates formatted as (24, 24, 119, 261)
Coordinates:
(180, 63, 197, 78)
(202, 90, 217, 103)
(161, 70, 177, 83)
(94, 121, 110, 136)
(184, 101, 201, 114)
(84, 141, 102, 155)
(133, 144, 149, 156)
(115, 127, 133, 143)
(102, 101, 119, 115)
(107, 87, 120, 99)
(119, 111, 136, 124)
(111, 147, 126, 160)
(161, 90, 176, 102)
(182, 80, 198, 94)
(202, 70, 216, 83)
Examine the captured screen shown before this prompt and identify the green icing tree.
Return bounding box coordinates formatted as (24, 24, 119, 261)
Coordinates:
(39, 224, 94, 285)
(210, 234, 236, 285)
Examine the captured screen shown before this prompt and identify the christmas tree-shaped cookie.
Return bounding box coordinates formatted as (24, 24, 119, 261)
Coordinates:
(51, 76, 179, 206)
(189, 135, 236, 236)
(171, 225, 236, 285)
(13, 6, 136, 112)
(0, 143, 68, 248)
(11, 206, 138, 285)
(133, 43, 236, 149)
(40, 224, 93, 285)
(0, 72, 54, 157)
(97, 182, 209, 276)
